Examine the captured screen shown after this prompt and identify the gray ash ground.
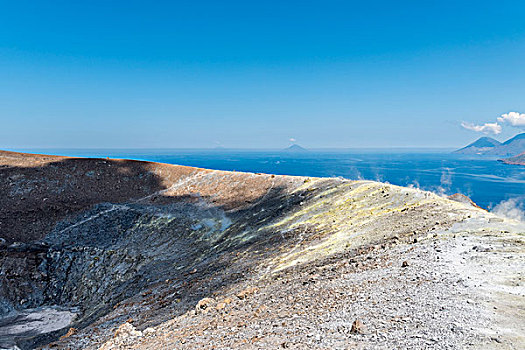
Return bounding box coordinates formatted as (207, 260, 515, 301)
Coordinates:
(0, 307, 76, 349)
(52, 226, 524, 350)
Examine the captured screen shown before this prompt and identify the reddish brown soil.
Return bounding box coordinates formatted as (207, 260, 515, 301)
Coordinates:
(0, 150, 288, 244)
(500, 152, 525, 166)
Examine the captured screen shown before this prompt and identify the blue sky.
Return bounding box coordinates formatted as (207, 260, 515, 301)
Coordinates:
(1, 0, 524, 148)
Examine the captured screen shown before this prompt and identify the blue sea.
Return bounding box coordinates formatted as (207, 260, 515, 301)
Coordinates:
(18, 149, 525, 216)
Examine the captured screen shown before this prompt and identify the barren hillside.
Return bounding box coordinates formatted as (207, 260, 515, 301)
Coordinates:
(0, 151, 523, 349)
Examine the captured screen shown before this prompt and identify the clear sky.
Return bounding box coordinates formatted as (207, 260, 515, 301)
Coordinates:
(1, 0, 524, 149)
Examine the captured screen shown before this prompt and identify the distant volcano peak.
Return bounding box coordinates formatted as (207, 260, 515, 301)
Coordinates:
(465, 136, 501, 148)
(283, 144, 308, 152)
(453, 134, 525, 156)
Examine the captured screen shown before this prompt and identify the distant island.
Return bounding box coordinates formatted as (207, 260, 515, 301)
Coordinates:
(499, 152, 525, 166)
(454, 133, 525, 156)
(282, 144, 308, 152)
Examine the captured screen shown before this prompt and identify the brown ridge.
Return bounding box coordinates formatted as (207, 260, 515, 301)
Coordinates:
(0, 150, 295, 244)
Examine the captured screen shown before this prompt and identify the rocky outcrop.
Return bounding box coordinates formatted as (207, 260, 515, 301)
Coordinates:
(499, 152, 525, 165)
(447, 193, 483, 209)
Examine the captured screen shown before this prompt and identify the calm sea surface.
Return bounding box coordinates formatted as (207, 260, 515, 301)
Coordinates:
(17, 149, 525, 212)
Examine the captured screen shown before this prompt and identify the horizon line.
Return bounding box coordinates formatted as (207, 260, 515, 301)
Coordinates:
(6, 146, 457, 151)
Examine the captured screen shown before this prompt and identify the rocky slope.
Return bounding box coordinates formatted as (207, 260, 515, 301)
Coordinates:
(0, 150, 523, 349)
(500, 152, 525, 166)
